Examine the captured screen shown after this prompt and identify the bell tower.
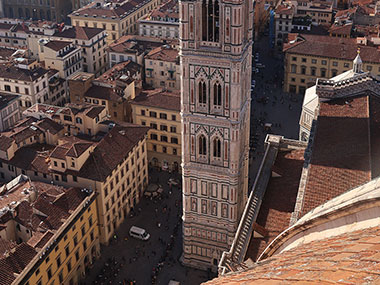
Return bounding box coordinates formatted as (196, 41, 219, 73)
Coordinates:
(180, 0, 253, 271)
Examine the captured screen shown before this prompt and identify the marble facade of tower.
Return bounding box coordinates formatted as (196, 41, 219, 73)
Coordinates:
(180, 0, 253, 270)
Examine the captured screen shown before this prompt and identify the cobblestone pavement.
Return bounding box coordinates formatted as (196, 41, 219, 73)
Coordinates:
(85, 169, 216, 285)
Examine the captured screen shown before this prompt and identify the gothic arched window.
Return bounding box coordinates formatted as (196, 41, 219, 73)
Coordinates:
(213, 82, 222, 106)
(198, 81, 207, 104)
(213, 138, 221, 157)
(202, 0, 219, 42)
(199, 135, 207, 155)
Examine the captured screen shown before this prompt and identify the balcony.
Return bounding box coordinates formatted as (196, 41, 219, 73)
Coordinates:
(58, 46, 78, 58)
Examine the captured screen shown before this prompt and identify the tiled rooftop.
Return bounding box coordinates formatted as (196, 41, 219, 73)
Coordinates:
(0, 176, 91, 285)
(206, 226, 380, 284)
(71, 0, 155, 19)
(0, 63, 48, 82)
(95, 60, 141, 87)
(44, 40, 72, 52)
(145, 45, 179, 62)
(107, 35, 170, 55)
(132, 88, 180, 111)
(245, 148, 305, 261)
(284, 34, 380, 63)
(298, 95, 377, 218)
(53, 26, 104, 40)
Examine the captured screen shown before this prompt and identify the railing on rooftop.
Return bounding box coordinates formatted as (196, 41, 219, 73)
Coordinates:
(218, 136, 280, 275)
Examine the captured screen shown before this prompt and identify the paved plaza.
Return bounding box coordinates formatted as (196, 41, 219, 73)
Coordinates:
(85, 169, 216, 285)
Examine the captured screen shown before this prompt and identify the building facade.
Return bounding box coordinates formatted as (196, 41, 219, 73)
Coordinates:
(69, 0, 162, 44)
(0, 60, 50, 110)
(0, 93, 20, 131)
(0, 120, 149, 245)
(145, 46, 180, 91)
(131, 89, 181, 172)
(39, 40, 83, 79)
(180, 0, 253, 270)
(52, 26, 108, 76)
(0, 175, 100, 285)
(2, 0, 72, 22)
(138, 0, 179, 40)
(283, 34, 380, 93)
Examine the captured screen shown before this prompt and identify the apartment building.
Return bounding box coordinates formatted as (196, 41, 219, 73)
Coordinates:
(275, 4, 295, 47)
(145, 45, 180, 91)
(0, 93, 20, 131)
(69, 62, 142, 123)
(23, 102, 108, 137)
(52, 26, 108, 76)
(283, 34, 380, 93)
(138, 0, 179, 40)
(107, 35, 170, 67)
(0, 22, 28, 49)
(0, 175, 99, 285)
(69, 0, 162, 44)
(131, 89, 181, 172)
(48, 69, 69, 107)
(0, 60, 50, 110)
(294, 0, 333, 25)
(39, 40, 83, 79)
(2, 0, 72, 22)
(0, 117, 149, 245)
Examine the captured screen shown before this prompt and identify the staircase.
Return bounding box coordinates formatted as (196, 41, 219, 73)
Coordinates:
(219, 145, 279, 275)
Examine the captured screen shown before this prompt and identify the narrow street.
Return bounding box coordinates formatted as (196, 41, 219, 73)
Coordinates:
(248, 36, 304, 189)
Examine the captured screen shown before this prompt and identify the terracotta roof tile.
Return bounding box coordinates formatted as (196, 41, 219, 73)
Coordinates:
(35, 118, 64, 135)
(145, 46, 178, 62)
(53, 26, 104, 40)
(84, 85, 122, 102)
(0, 93, 19, 110)
(300, 96, 372, 217)
(132, 88, 180, 111)
(0, 136, 14, 151)
(206, 226, 380, 284)
(0, 238, 16, 257)
(66, 142, 92, 158)
(68, 125, 149, 181)
(246, 149, 305, 261)
(284, 34, 380, 63)
(44, 40, 72, 51)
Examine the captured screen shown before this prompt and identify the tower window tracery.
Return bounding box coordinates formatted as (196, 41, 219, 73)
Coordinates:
(213, 138, 221, 157)
(199, 135, 207, 155)
(198, 81, 207, 104)
(202, 0, 219, 42)
(213, 82, 222, 106)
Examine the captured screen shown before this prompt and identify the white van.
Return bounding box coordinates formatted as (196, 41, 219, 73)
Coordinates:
(129, 226, 150, 241)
